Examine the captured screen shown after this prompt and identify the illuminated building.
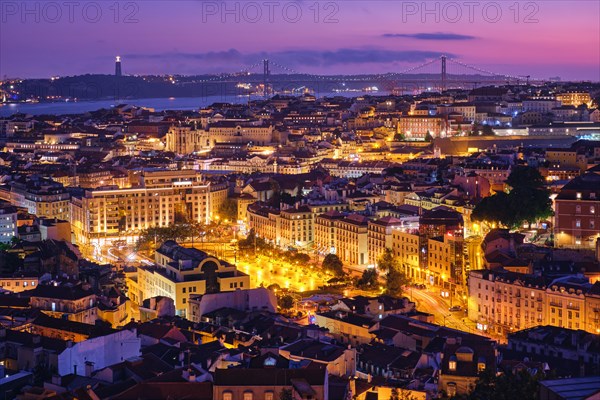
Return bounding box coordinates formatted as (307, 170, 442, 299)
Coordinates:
(28, 284, 98, 324)
(70, 170, 228, 247)
(556, 91, 592, 107)
(398, 115, 448, 140)
(468, 269, 600, 335)
(368, 216, 403, 267)
(165, 121, 274, 154)
(334, 214, 370, 267)
(247, 202, 347, 250)
(1, 176, 70, 221)
(554, 172, 600, 248)
(314, 210, 345, 254)
(128, 240, 250, 317)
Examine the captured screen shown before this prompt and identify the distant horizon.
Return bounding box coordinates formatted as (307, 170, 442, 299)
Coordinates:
(3, 61, 599, 83)
(1, 1, 598, 81)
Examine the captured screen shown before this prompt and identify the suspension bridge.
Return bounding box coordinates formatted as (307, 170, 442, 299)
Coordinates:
(190, 56, 541, 95)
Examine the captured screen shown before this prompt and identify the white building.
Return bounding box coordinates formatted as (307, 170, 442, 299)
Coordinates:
(57, 328, 141, 376)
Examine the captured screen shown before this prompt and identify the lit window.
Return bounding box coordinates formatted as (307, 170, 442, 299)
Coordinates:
(243, 392, 253, 400)
(576, 192, 582, 199)
(449, 356, 457, 371)
(478, 357, 486, 372)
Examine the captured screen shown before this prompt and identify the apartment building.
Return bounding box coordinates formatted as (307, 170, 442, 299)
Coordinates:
(391, 229, 421, 281)
(398, 115, 448, 140)
(278, 205, 313, 249)
(368, 216, 403, 267)
(468, 269, 600, 335)
(0, 204, 17, 243)
(27, 284, 98, 324)
(334, 214, 370, 267)
(247, 202, 347, 250)
(314, 210, 345, 254)
(70, 170, 228, 246)
(554, 172, 600, 248)
(127, 241, 249, 317)
(0, 275, 39, 293)
(1, 177, 70, 221)
(545, 148, 587, 173)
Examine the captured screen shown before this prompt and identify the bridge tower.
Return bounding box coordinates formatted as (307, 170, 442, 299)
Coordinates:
(263, 59, 270, 97)
(441, 55, 447, 92)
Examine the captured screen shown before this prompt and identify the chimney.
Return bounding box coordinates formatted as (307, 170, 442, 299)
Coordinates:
(85, 361, 94, 377)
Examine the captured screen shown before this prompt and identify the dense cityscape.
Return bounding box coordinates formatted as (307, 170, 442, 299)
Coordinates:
(0, 66, 599, 399)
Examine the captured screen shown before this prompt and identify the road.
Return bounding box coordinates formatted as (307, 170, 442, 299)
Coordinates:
(234, 253, 331, 292)
(410, 287, 506, 342)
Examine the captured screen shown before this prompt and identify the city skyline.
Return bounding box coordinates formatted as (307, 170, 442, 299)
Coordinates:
(1, 1, 599, 80)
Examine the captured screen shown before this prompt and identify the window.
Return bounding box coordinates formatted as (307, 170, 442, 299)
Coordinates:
(575, 219, 581, 228)
(576, 192, 582, 199)
(449, 356, 457, 371)
(222, 393, 233, 400)
(265, 392, 274, 400)
(52, 302, 56, 312)
(478, 357, 486, 372)
(243, 392, 254, 400)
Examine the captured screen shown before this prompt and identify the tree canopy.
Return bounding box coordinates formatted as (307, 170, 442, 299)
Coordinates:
(279, 294, 294, 310)
(378, 248, 410, 297)
(357, 268, 378, 290)
(472, 166, 553, 229)
(450, 369, 545, 400)
(322, 253, 345, 277)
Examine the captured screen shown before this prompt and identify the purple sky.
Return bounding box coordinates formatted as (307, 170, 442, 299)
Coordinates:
(1, 1, 599, 80)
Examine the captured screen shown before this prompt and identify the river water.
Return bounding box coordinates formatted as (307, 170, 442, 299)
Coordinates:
(0, 91, 371, 117)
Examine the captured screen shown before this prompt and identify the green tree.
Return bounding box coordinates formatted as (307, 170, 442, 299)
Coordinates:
(217, 198, 238, 222)
(357, 268, 379, 289)
(458, 368, 544, 400)
(377, 248, 400, 273)
(279, 294, 294, 310)
(481, 124, 495, 136)
(472, 166, 553, 229)
(378, 248, 410, 297)
(322, 253, 345, 277)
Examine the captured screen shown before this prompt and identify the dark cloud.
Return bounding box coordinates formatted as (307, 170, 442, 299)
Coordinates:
(383, 32, 477, 41)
